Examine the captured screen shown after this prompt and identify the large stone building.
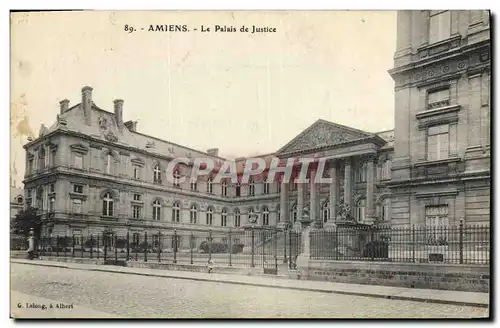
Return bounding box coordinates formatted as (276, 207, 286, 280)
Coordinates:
(388, 10, 491, 227)
(21, 10, 490, 245)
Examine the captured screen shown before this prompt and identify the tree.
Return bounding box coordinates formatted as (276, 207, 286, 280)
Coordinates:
(11, 207, 42, 238)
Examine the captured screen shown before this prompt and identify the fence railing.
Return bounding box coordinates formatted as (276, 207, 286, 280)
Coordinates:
(310, 224, 490, 265)
(10, 234, 28, 251)
(36, 227, 302, 270)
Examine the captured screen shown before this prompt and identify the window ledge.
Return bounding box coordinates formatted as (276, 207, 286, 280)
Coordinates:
(416, 104, 461, 119)
(131, 200, 144, 205)
(414, 157, 461, 168)
(69, 192, 87, 200)
(100, 216, 119, 220)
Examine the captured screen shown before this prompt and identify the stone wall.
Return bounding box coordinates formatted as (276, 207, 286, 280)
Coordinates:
(299, 259, 489, 293)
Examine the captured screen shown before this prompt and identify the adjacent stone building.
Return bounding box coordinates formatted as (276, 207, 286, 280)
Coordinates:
(388, 10, 491, 228)
(21, 10, 490, 244)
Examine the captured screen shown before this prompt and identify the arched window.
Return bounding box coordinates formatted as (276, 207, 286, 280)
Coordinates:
(207, 177, 213, 194)
(221, 180, 227, 196)
(322, 202, 330, 223)
(173, 169, 181, 187)
(206, 207, 213, 225)
(17, 196, 23, 204)
(221, 209, 228, 226)
(190, 204, 198, 224)
(263, 178, 270, 194)
(153, 199, 162, 220)
(291, 205, 297, 223)
(153, 164, 162, 183)
(356, 198, 366, 222)
(171, 201, 180, 222)
(262, 206, 269, 226)
(249, 179, 255, 196)
(382, 198, 390, 222)
(234, 209, 241, 227)
(102, 192, 114, 216)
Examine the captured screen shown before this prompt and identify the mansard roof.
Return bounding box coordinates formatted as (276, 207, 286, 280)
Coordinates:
(43, 102, 225, 161)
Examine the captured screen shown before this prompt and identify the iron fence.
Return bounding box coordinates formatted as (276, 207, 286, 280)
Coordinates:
(36, 227, 303, 272)
(310, 223, 490, 265)
(10, 234, 28, 250)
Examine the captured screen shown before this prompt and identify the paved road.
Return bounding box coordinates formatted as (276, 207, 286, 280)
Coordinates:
(10, 263, 488, 319)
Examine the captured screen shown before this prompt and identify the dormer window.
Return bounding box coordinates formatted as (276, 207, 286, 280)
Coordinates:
(206, 177, 213, 194)
(153, 164, 162, 183)
(173, 169, 181, 187)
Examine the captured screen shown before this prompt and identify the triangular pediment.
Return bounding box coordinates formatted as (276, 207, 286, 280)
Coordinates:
(277, 119, 375, 155)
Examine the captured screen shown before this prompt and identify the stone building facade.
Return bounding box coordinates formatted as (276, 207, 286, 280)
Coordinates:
(388, 10, 491, 228)
(21, 10, 490, 244)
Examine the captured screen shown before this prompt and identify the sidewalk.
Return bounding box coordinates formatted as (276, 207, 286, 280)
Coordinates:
(11, 259, 489, 308)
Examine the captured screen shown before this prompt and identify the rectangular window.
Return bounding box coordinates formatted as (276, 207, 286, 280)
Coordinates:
(357, 163, 367, 182)
(74, 154, 83, 169)
(190, 180, 197, 191)
(429, 11, 451, 44)
(73, 185, 83, 194)
(72, 199, 82, 213)
(49, 197, 55, 212)
(133, 166, 140, 180)
(427, 88, 450, 109)
(427, 124, 449, 161)
(133, 205, 141, 219)
(425, 205, 449, 245)
(133, 193, 141, 201)
(73, 230, 82, 246)
(381, 160, 391, 181)
(28, 159, 33, 174)
(50, 184, 55, 193)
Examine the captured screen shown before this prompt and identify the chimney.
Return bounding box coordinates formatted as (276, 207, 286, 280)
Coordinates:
(59, 99, 69, 114)
(113, 99, 124, 130)
(81, 86, 93, 126)
(124, 120, 138, 132)
(207, 148, 219, 157)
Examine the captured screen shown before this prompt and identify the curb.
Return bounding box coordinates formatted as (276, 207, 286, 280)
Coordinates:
(12, 260, 489, 308)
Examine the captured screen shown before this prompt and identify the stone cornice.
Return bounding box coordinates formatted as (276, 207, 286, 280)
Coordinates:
(389, 39, 490, 77)
(23, 165, 282, 205)
(415, 189, 459, 199)
(386, 170, 490, 188)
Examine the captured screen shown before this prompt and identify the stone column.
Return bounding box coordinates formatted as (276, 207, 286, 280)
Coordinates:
(310, 168, 321, 228)
(343, 159, 352, 209)
(279, 181, 289, 227)
(327, 161, 338, 226)
(366, 157, 376, 225)
(297, 182, 304, 224)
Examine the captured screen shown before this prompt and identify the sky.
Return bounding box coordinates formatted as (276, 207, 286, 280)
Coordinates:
(10, 10, 397, 187)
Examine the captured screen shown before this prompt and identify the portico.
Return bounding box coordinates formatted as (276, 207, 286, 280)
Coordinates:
(276, 120, 387, 228)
